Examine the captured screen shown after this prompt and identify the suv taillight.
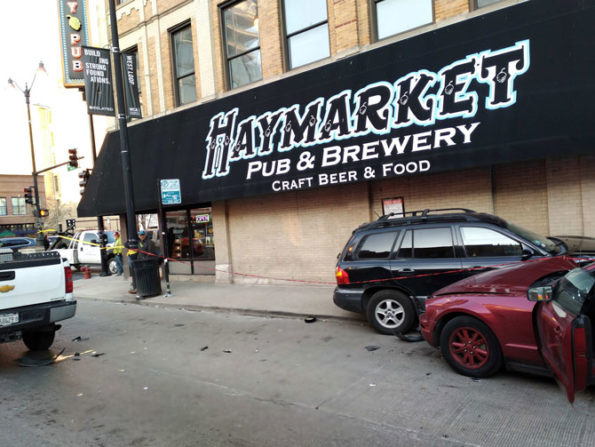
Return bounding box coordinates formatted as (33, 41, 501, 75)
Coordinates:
(335, 266, 350, 285)
(65, 266, 73, 293)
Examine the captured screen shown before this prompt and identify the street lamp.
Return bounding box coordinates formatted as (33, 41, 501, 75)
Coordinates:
(8, 61, 46, 246)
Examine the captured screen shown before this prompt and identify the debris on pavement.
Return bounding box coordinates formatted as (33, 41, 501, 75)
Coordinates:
(304, 316, 317, 323)
(223, 349, 232, 353)
(365, 345, 380, 352)
(16, 348, 66, 367)
(200, 346, 208, 351)
(91, 352, 105, 357)
(72, 336, 90, 342)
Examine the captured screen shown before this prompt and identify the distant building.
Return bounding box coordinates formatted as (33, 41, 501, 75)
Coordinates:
(0, 174, 46, 236)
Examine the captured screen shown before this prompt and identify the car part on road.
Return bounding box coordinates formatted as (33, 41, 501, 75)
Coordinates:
(439, 316, 503, 378)
(367, 289, 415, 335)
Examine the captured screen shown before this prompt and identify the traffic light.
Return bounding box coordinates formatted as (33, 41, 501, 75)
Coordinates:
(40, 209, 49, 218)
(24, 186, 34, 204)
(79, 169, 91, 195)
(68, 148, 78, 168)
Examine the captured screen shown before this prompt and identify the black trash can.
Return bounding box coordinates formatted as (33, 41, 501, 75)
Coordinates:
(133, 258, 162, 298)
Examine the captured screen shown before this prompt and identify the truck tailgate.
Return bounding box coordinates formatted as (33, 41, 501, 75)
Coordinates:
(0, 255, 66, 310)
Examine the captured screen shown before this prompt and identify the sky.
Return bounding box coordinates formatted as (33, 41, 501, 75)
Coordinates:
(0, 0, 110, 202)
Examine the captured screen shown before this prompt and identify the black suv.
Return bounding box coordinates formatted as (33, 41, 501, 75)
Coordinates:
(333, 208, 592, 335)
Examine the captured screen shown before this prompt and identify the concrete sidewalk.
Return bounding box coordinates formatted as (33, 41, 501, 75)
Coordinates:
(72, 273, 361, 321)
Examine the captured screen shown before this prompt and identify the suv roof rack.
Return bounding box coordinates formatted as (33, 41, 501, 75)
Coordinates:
(377, 208, 476, 221)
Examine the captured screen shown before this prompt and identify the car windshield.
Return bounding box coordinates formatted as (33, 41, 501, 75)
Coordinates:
(553, 268, 595, 315)
(505, 221, 561, 255)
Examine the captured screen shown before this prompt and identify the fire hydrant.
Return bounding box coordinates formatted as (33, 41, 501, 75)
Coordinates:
(81, 266, 92, 279)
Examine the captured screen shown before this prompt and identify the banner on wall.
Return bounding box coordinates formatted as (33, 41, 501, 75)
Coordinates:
(82, 46, 115, 116)
(78, 0, 595, 217)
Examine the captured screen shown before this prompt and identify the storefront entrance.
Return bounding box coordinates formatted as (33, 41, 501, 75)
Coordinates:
(165, 206, 215, 275)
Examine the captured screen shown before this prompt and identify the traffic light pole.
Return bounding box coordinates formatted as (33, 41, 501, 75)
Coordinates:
(25, 88, 44, 246)
(108, 0, 138, 252)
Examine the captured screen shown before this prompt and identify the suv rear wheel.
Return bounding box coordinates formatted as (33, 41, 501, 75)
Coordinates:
(367, 290, 415, 335)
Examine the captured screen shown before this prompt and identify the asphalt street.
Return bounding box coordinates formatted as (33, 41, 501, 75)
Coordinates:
(1, 299, 595, 447)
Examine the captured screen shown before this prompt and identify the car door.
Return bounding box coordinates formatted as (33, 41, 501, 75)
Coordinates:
(458, 225, 530, 275)
(535, 268, 594, 403)
(390, 226, 464, 298)
(78, 232, 101, 264)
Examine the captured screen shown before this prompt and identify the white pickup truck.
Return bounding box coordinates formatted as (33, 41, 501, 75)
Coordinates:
(0, 248, 76, 351)
(51, 230, 118, 273)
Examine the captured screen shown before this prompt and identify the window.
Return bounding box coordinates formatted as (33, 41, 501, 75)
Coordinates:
(283, 0, 329, 69)
(171, 23, 197, 106)
(83, 232, 98, 244)
(0, 198, 6, 216)
(356, 231, 399, 259)
(374, 0, 433, 41)
(222, 0, 262, 88)
(398, 228, 454, 258)
(475, 0, 504, 8)
(11, 197, 26, 216)
(461, 227, 523, 257)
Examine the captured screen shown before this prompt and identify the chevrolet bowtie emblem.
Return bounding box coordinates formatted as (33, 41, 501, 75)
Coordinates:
(0, 285, 15, 293)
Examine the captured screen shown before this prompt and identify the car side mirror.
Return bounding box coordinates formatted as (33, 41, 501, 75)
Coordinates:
(527, 286, 553, 302)
(521, 248, 534, 261)
(90, 239, 98, 245)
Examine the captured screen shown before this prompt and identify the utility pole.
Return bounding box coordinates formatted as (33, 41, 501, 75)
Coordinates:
(108, 0, 138, 251)
(8, 62, 46, 246)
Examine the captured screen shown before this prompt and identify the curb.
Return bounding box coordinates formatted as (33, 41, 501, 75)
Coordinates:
(75, 294, 364, 323)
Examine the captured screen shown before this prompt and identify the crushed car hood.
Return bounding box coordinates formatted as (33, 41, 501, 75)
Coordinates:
(554, 235, 595, 257)
(432, 257, 578, 297)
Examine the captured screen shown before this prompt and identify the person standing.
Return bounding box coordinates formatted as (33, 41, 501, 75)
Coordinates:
(113, 231, 123, 276)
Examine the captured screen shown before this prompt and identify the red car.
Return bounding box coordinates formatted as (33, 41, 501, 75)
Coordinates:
(420, 256, 595, 402)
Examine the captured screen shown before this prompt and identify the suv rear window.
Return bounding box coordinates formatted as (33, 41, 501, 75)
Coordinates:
(398, 228, 454, 258)
(355, 231, 399, 259)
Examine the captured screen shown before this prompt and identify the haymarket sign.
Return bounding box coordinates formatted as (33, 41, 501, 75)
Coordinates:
(203, 41, 529, 193)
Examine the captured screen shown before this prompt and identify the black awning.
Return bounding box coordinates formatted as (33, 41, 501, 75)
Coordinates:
(78, 0, 595, 217)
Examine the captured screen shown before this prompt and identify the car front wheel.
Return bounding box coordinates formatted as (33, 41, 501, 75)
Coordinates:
(439, 316, 502, 378)
(367, 290, 415, 335)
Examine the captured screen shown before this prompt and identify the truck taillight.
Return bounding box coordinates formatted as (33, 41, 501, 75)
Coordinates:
(65, 266, 73, 293)
(335, 266, 350, 285)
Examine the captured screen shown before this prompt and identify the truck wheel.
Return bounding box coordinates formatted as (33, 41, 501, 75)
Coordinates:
(22, 327, 56, 351)
(367, 290, 415, 335)
(439, 316, 502, 378)
(108, 257, 118, 274)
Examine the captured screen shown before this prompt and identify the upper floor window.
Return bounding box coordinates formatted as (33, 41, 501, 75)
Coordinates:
(11, 197, 26, 216)
(475, 0, 504, 7)
(0, 198, 7, 216)
(171, 23, 197, 106)
(222, 0, 262, 89)
(283, 0, 330, 69)
(374, 0, 433, 41)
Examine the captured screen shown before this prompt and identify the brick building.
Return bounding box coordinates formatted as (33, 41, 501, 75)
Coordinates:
(0, 175, 46, 236)
(79, 0, 595, 283)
